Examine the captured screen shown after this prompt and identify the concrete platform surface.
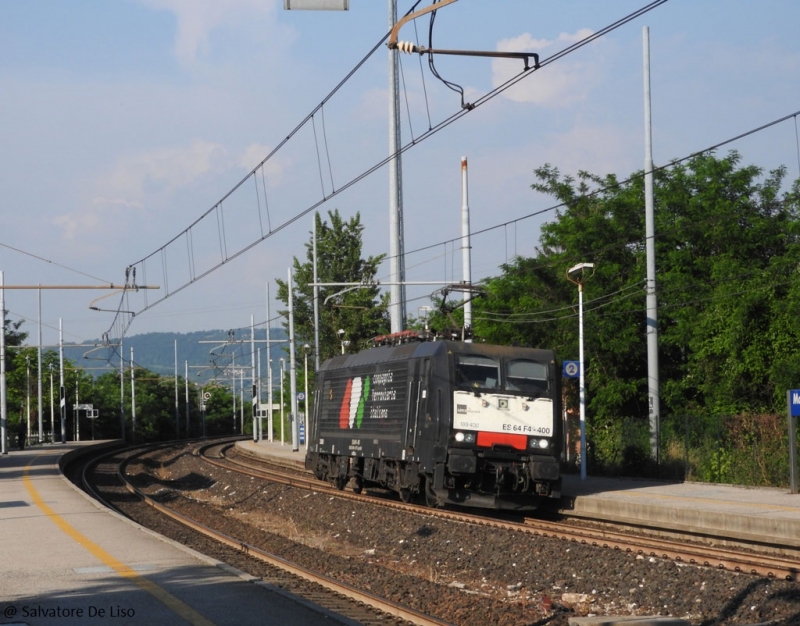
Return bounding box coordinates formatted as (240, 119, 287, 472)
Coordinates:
(0, 441, 354, 626)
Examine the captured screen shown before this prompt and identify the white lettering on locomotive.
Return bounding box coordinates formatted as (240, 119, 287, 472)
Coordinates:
(373, 372, 394, 385)
(452, 391, 553, 434)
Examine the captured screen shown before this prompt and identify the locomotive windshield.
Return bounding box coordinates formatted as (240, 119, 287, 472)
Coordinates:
(455, 355, 500, 390)
(504, 359, 550, 395)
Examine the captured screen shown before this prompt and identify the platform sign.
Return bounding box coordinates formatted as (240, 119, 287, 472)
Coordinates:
(791, 390, 800, 416)
(563, 361, 580, 378)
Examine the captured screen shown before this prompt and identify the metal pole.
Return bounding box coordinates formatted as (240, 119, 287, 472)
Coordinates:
(232, 352, 236, 434)
(37, 287, 43, 443)
(643, 26, 661, 463)
(174, 340, 179, 439)
(461, 157, 472, 340)
(304, 345, 310, 451)
(240, 368, 244, 435)
(0, 271, 7, 454)
(131, 347, 136, 443)
(789, 390, 799, 494)
(251, 315, 257, 442)
(567, 263, 594, 479)
(74, 370, 79, 442)
(280, 358, 285, 446)
(257, 348, 263, 442)
(312, 217, 321, 370)
(289, 267, 299, 451)
(26, 355, 31, 441)
(267, 282, 273, 441)
(59, 318, 65, 444)
(49, 364, 54, 443)
(578, 283, 587, 480)
(185, 360, 189, 437)
(388, 0, 406, 333)
(120, 336, 125, 441)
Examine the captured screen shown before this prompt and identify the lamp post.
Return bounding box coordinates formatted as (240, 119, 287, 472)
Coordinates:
(567, 262, 595, 480)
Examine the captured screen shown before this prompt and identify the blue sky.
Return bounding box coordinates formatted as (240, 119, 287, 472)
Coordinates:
(2, 0, 799, 351)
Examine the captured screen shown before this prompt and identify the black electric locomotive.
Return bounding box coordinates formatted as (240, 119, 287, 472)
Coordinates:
(305, 332, 562, 511)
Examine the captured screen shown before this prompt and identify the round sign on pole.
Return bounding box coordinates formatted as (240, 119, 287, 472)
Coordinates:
(203, 392, 211, 400)
(297, 392, 306, 401)
(563, 361, 580, 378)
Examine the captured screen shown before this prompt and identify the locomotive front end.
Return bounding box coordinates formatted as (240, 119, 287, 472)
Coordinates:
(442, 348, 562, 510)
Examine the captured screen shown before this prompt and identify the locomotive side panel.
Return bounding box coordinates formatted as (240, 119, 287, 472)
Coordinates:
(314, 360, 411, 459)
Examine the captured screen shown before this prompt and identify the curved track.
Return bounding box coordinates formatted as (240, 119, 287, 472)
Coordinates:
(78, 439, 453, 626)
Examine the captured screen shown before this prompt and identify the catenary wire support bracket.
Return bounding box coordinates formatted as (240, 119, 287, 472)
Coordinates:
(393, 41, 540, 72)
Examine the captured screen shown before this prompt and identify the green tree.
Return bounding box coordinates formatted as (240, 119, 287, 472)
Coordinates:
(473, 152, 800, 471)
(2, 317, 30, 433)
(275, 210, 390, 363)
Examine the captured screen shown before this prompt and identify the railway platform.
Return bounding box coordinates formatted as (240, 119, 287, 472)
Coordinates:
(0, 441, 358, 626)
(238, 438, 800, 552)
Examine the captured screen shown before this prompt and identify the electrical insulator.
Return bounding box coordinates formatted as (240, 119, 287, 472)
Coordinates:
(396, 41, 417, 54)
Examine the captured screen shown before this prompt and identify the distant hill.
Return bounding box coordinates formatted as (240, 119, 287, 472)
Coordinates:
(63, 328, 289, 383)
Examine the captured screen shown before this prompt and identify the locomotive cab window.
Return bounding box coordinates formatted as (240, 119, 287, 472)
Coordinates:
(455, 355, 500, 390)
(505, 359, 549, 395)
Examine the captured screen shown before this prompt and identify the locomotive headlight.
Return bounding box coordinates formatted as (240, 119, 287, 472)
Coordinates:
(454, 431, 476, 443)
(530, 438, 550, 449)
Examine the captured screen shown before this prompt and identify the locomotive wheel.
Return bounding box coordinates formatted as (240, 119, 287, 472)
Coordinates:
(334, 475, 347, 491)
(399, 488, 413, 503)
(423, 477, 442, 508)
(352, 477, 364, 495)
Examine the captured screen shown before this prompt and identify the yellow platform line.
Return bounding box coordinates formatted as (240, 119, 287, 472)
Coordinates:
(23, 461, 217, 626)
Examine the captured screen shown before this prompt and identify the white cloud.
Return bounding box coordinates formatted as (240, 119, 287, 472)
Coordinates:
(136, 0, 279, 64)
(55, 140, 241, 243)
(492, 28, 599, 108)
(102, 140, 230, 200)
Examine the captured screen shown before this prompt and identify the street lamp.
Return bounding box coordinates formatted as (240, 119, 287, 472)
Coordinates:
(338, 329, 349, 355)
(567, 262, 595, 480)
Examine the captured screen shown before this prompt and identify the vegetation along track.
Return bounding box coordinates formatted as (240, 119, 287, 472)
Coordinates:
(78, 440, 800, 626)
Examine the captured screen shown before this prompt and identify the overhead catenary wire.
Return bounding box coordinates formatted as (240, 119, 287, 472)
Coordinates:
(110, 1, 666, 342)
(395, 107, 800, 272)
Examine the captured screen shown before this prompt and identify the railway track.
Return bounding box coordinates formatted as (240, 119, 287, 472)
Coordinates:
(78, 439, 454, 626)
(74, 440, 800, 625)
(217, 441, 800, 582)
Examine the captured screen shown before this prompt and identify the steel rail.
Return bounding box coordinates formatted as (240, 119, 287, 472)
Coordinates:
(208, 443, 799, 582)
(116, 441, 455, 626)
